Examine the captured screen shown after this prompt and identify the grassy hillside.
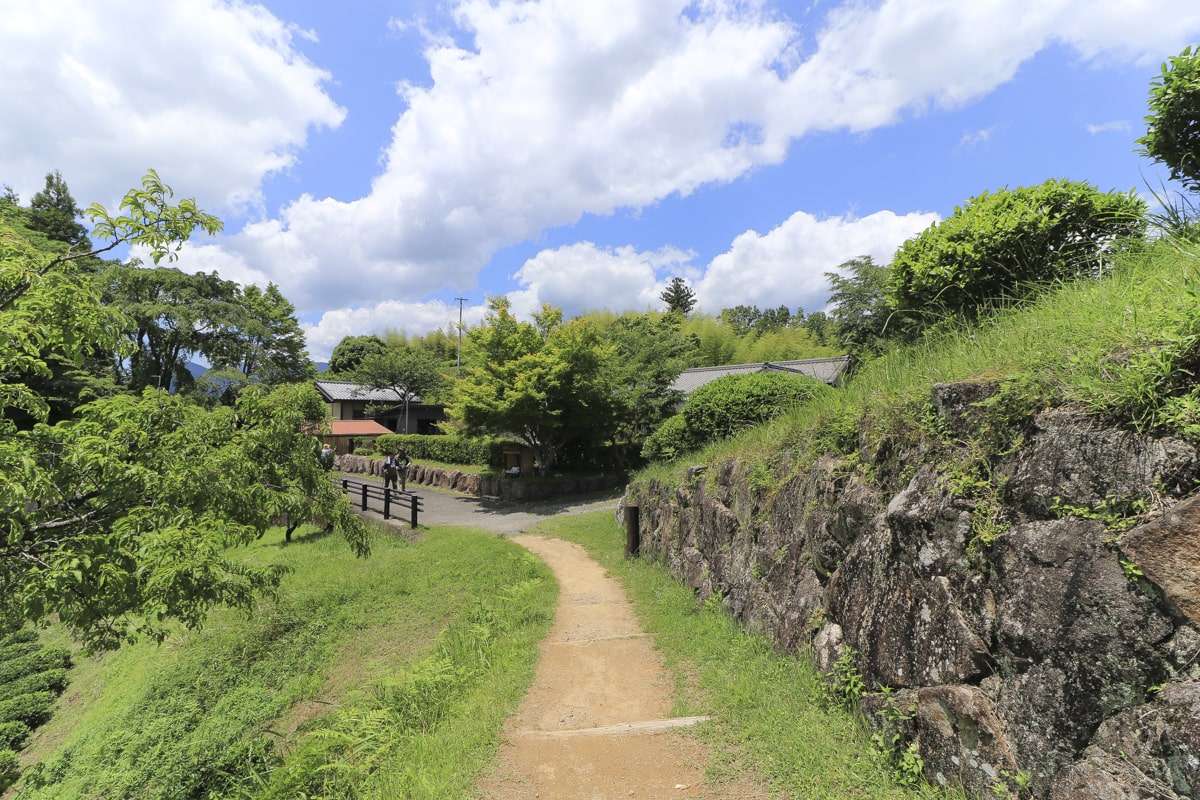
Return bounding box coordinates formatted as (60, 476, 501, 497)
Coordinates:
(6, 524, 555, 799)
(644, 237, 1200, 489)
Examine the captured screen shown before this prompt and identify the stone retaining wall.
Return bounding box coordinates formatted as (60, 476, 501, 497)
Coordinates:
(334, 454, 626, 502)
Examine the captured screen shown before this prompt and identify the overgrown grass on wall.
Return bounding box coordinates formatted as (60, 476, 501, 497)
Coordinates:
(648, 240, 1200, 485)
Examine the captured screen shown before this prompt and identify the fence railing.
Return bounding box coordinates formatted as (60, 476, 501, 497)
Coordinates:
(339, 477, 423, 528)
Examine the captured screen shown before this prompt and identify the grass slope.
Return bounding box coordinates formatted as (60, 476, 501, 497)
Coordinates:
(8, 523, 554, 800)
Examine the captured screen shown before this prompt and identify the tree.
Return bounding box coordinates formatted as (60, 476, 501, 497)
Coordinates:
(890, 179, 1146, 323)
(660, 277, 697, 314)
(600, 312, 695, 466)
(28, 170, 90, 250)
(207, 282, 314, 390)
(451, 298, 615, 474)
(103, 265, 241, 394)
(1139, 45, 1200, 193)
(826, 256, 906, 360)
(328, 334, 386, 376)
(0, 172, 369, 650)
(351, 343, 446, 432)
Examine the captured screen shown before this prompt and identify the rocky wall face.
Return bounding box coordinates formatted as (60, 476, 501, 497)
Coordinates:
(624, 383, 1200, 799)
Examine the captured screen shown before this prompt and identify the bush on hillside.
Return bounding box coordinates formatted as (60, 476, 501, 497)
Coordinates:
(0, 720, 30, 750)
(0, 748, 18, 793)
(0, 668, 69, 703)
(0, 691, 55, 728)
(0, 647, 70, 685)
(641, 414, 695, 462)
(374, 433, 525, 467)
(643, 372, 832, 461)
(890, 178, 1146, 324)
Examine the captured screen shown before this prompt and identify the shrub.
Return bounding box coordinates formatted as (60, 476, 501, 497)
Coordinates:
(0, 669, 68, 703)
(641, 414, 695, 462)
(0, 691, 55, 728)
(0, 641, 40, 666)
(683, 372, 832, 443)
(0, 720, 30, 750)
(375, 433, 508, 466)
(0, 648, 70, 684)
(0, 748, 18, 793)
(0, 629, 38, 648)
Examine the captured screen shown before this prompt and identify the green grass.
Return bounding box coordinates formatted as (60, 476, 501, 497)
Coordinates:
(535, 510, 956, 799)
(8, 523, 554, 800)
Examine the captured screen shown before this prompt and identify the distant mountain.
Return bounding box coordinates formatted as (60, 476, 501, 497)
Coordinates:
(186, 361, 207, 379)
(314, 361, 329, 373)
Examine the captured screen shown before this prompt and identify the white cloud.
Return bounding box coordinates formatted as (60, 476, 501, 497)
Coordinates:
(8, 0, 1200, 330)
(502, 210, 938, 320)
(0, 0, 344, 213)
(695, 210, 940, 313)
(231, 0, 1200, 317)
(1087, 120, 1133, 135)
(506, 242, 697, 320)
(303, 299, 486, 361)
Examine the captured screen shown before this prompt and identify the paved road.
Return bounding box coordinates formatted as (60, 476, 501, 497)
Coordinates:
(348, 478, 623, 536)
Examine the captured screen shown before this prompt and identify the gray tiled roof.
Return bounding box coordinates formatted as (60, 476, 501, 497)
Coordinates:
(315, 380, 405, 403)
(671, 356, 849, 395)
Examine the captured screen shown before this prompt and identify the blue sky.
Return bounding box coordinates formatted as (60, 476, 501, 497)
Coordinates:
(4, 1, 1200, 359)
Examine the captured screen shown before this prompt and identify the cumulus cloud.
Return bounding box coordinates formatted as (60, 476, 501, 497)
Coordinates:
(506, 243, 697, 320)
(8, 0, 1200, 337)
(694, 210, 939, 314)
(303, 300, 486, 361)
(230, 0, 1200, 318)
(0, 0, 344, 214)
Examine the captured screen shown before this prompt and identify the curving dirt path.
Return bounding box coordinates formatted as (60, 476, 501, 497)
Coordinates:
(371, 486, 771, 798)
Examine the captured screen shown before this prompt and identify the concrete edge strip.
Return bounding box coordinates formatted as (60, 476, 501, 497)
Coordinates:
(549, 633, 651, 644)
(515, 716, 712, 738)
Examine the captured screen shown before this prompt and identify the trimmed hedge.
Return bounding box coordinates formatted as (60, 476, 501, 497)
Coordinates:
(643, 372, 833, 461)
(0, 629, 39, 648)
(0, 641, 40, 666)
(0, 691, 55, 728)
(0, 668, 69, 703)
(375, 434, 517, 467)
(0, 748, 18, 793)
(0, 720, 30, 750)
(0, 647, 70, 685)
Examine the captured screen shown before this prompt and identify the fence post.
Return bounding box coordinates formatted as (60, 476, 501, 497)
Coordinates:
(383, 487, 391, 520)
(410, 495, 419, 529)
(360, 483, 368, 511)
(625, 506, 640, 559)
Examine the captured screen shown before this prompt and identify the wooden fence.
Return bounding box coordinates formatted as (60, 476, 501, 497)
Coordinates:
(339, 477, 423, 528)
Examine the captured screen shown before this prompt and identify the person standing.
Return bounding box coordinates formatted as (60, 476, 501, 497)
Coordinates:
(383, 450, 399, 491)
(395, 445, 411, 492)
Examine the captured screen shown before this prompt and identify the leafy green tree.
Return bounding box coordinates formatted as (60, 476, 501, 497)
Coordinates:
(207, 282, 314, 390)
(28, 170, 90, 250)
(1139, 45, 1200, 193)
(0, 172, 369, 650)
(451, 298, 615, 474)
(103, 265, 241, 394)
(660, 276, 697, 315)
(890, 178, 1146, 323)
(600, 312, 695, 466)
(328, 334, 386, 376)
(826, 256, 906, 360)
(351, 342, 446, 431)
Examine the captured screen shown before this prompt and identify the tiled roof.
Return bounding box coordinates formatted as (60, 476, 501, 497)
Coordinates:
(328, 419, 392, 437)
(315, 380, 404, 403)
(671, 356, 849, 395)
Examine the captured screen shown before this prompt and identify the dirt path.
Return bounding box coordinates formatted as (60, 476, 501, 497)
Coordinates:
(474, 533, 769, 800)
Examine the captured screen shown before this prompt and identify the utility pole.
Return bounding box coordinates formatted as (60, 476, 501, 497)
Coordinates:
(455, 296, 468, 373)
